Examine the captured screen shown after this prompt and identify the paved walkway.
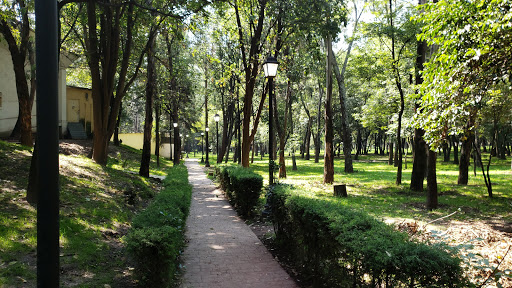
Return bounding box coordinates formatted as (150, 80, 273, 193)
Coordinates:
(180, 159, 298, 288)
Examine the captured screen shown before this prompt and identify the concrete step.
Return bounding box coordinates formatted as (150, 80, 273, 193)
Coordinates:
(67, 122, 88, 140)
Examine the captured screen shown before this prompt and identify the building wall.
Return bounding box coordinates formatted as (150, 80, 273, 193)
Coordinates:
(0, 34, 76, 139)
(114, 133, 173, 158)
(0, 40, 36, 138)
(66, 86, 94, 134)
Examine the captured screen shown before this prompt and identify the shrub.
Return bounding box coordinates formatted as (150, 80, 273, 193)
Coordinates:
(216, 165, 263, 218)
(270, 184, 467, 287)
(125, 165, 192, 288)
(125, 226, 182, 287)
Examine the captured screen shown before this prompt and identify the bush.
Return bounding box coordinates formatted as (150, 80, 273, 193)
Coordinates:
(125, 226, 182, 286)
(216, 165, 263, 218)
(125, 165, 192, 288)
(270, 184, 467, 287)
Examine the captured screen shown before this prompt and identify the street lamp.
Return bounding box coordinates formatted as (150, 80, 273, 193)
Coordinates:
(180, 133, 183, 159)
(173, 122, 179, 165)
(263, 55, 278, 185)
(201, 132, 204, 163)
(169, 128, 173, 161)
(205, 127, 210, 167)
(186, 134, 189, 158)
(214, 113, 220, 163)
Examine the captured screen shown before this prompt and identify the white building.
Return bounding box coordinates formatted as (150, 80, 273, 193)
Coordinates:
(0, 35, 78, 138)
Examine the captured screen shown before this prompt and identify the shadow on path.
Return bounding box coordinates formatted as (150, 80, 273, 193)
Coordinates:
(180, 159, 298, 288)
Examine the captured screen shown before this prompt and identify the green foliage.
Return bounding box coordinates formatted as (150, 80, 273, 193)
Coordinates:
(414, 0, 512, 146)
(270, 184, 468, 287)
(125, 164, 192, 287)
(125, 226, 182, 287)
(216, 165, 263, 218)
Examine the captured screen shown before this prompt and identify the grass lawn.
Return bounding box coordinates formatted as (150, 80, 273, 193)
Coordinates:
(0, 140, 173, 287)
(237, 153, 512, 224)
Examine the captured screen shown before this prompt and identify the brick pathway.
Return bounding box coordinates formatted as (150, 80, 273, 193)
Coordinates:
(180, 159, 298, 288)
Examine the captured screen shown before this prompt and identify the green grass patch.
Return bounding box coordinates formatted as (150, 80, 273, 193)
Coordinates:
(0, 140, 173, 287)
(247, 153, 512, 223)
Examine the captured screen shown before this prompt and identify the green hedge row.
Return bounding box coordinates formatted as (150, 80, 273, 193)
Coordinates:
(270, 184, 467, 287)
(124, 165, 192, 287)
(216, 165, 263, 218)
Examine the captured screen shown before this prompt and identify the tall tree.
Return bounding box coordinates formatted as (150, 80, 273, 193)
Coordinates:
(0, 0, 35, 147)
(388, 0, 407, 185)
(331, 0, 364, 174)
(139, 27, 158, 177)
(83, 2, 141, 164)
(368, 0, 416, 184)
(410, 0, 428, 191)
(234, 0, 269, 167)
(324, 30, 335, 184)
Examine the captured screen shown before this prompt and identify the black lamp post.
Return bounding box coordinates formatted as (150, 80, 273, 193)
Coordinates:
(214, 113, 220, 163)
(205, 127, 210, 167)
(35, 3, 60, 286)
(201, 132, 204, 163)
(263, 55, 279, 185)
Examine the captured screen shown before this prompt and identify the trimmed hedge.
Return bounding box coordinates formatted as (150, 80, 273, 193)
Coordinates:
(270, 184, 467, 287)
(125, 165, 192, 287)
(216, 165, 263, 218)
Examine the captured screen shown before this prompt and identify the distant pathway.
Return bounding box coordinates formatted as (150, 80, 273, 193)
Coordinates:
(180, 159, 298, 288)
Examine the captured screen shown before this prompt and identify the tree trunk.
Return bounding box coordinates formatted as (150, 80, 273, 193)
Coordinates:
(251, 140, 255, 164)
(474, 133, 493, 197)
(374, 134, 379, 154)
(394, 141, 399, 167)
(324, 33, 335, 184)
(458, 125, 474, 185)
(354, 127, 361, 160)
(389, 0, 404, 185)
(426, 148, 438, 210)
(235, 0, 268, 168)
(305, 122, 311, 160)
(388, 141, 394, 165)
(452, 135, 459, 164)
(139, 32, 156, 177)
(275, 79, 292, 178)
(410, 0, 429, 191)
(26, 142, 38, 205)
(442, 141, 450, 162)
(113, 101, 122, 146)
(301, 93, 313, 161)
(410, 127, 427, 191)
(87, 3, 140, 165)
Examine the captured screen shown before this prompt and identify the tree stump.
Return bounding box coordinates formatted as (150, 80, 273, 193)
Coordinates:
(334, 184, 347, 197)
